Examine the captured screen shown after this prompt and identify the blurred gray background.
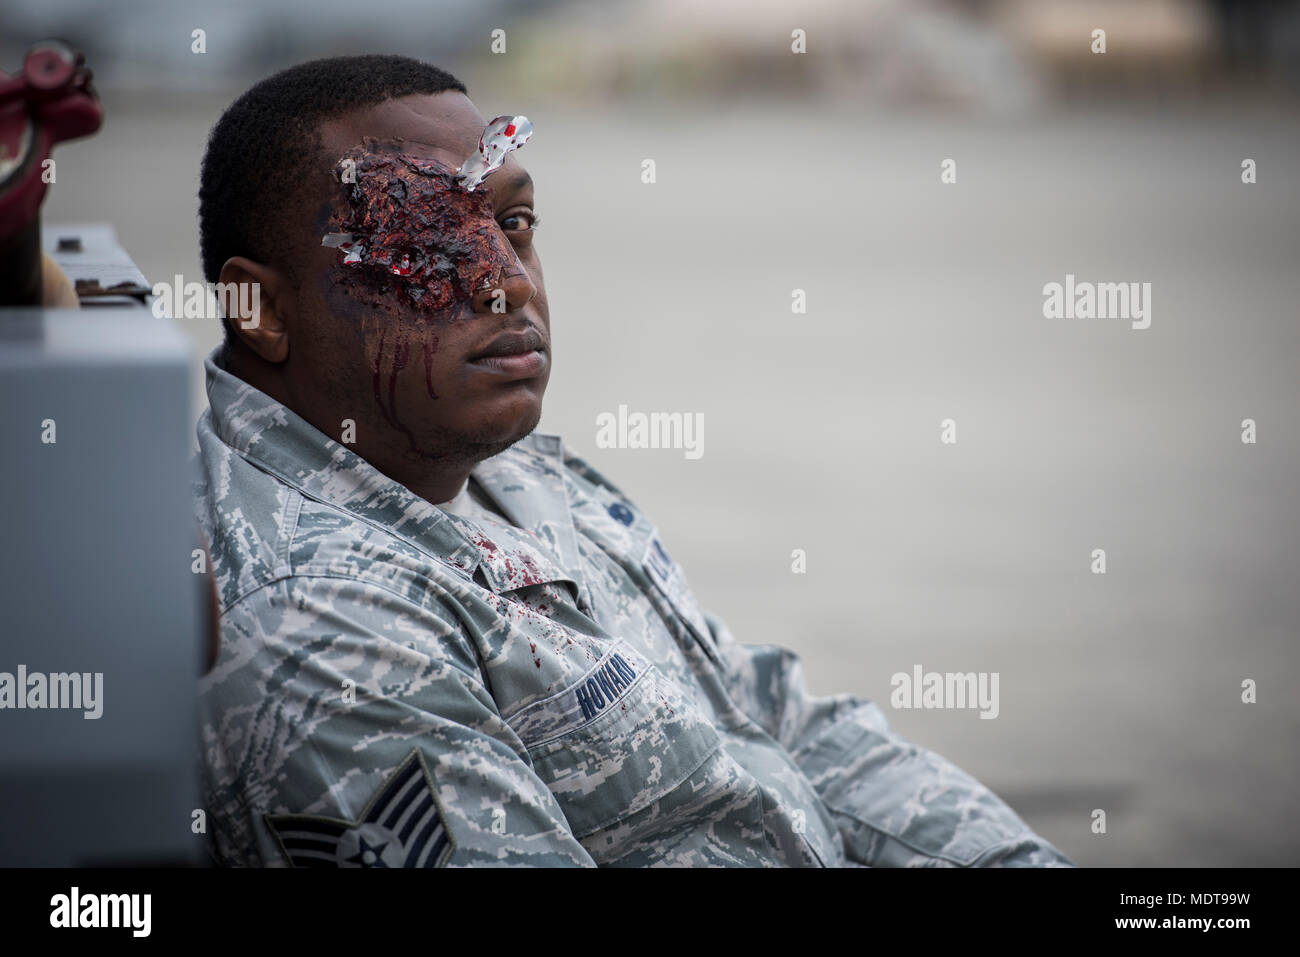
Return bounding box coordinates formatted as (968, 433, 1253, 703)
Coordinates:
(5, 0, 1298, 866)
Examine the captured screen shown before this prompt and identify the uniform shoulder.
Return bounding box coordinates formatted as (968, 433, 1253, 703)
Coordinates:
(195, 413, 300, 611)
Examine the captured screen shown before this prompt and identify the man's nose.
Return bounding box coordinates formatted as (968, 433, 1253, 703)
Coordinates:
(470, 239, 536, 315)
(470, 267, 535, 314)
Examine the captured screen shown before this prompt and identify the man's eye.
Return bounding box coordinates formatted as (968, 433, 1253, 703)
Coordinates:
(501, 211, 540, 233)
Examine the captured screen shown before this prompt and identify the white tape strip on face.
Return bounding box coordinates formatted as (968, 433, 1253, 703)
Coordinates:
(456, 115, 533, 192)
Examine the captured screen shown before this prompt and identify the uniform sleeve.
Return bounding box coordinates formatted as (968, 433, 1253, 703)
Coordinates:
(200, 575, 597, 867)
(702, 610, 1074, 868)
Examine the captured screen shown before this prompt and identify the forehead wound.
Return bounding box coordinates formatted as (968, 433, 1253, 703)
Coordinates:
(320, 116, 533, 318)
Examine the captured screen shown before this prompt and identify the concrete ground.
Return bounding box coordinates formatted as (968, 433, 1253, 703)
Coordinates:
(44, 90, 1300, 866)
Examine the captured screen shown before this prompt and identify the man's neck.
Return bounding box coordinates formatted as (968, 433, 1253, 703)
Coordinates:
(376, 452, 475, 506)
(222, 342, 479, 506)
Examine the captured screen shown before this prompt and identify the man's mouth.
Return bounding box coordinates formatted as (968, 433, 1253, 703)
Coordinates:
(466, 327, 548, 379)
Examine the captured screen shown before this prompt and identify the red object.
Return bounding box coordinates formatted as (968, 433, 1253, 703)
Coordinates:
(0, 41, 103, 248)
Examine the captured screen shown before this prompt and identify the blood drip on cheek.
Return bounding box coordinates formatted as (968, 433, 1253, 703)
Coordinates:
(362, 322, 439, 454)
(324, 142, 514, 442)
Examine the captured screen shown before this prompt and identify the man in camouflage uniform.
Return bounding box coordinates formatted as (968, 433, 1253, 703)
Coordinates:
(194, 55, 1072, 867)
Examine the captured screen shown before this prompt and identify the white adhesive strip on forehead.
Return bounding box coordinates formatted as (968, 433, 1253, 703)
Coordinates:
(456, 115, 533, 192)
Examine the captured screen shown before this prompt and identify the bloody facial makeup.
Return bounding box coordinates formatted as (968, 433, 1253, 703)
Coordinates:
(320, 137, 529, 443)
(275, 93, 547, 488)
(324, 139, 520, 323)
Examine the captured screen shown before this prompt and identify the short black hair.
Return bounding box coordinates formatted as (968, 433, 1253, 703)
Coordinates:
(198, 54, 467, 342)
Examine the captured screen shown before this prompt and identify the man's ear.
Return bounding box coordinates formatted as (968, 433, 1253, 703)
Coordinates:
(218, 257, 291, 363)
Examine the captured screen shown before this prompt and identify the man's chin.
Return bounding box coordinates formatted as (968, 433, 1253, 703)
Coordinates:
(412, 403, 544, 464)
(466, 419, 541, 460)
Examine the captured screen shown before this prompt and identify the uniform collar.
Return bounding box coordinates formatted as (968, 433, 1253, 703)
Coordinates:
(470, 430, 587, 590)
(202, 346, 584, 591)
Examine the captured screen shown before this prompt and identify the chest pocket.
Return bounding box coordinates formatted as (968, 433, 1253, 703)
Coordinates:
(505, 642, 726, 841)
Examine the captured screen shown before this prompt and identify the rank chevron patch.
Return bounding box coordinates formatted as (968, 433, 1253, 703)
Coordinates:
(266, 750, 452, 868)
